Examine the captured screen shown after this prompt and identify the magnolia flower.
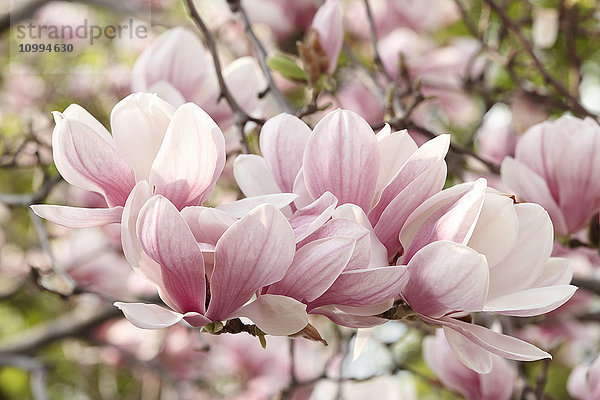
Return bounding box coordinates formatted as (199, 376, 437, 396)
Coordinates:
(31, 93, 225, 228)
(397, 179, 576, 372)
(132, 27, 274, 122)
(424, 329, 516, 400)
(234, 109, 449, 258)
(264, 192, 408, 328)
(116, 196, 308, 336)
(309, 0, 343, 74)
(568, 355, 600, 400)
(501, 115, 600, 235)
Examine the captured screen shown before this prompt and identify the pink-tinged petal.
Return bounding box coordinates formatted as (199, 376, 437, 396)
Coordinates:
(488, 203, 554, 299)
(336, 299, 393, 316)
(150, 103, 225, 209)
(114, 302, 183, 329)
(374, 129, 418, 200)
(290, 192, 338, 242)
(370, 134, 449, 221)
(567, 364, 594, 400)
(229, 294, 308, 336)
(268, 236, 356, 302)
(216, 193, 298, 218)
(423, 330, 482, 396)
(224, 57, 272, 118)
(52, 118, 136, 207)
(181, 206, 236, 245)
(233, 154, 282, 197)
(401, 179, 487, 262)
(532, 258, 573, 287)
(131, 27, 212, 101)
(207, 204, 296, 321)
(466, 192, 519, 267)
(298, 217, 371, 270)
(146, 81, 186, 107)
(484, 285, 577, 316)
(111, 93, 176, 181)
(61, 104, 113, 143)
(403, 241, 488, 318)
(501, 157, 568, 234)
(182, 312, 212, 327)
(311, 0, 343, 74)
(436, 316, 551, 362)
(309, 266, 409, 309)
(373, 159, 447, 257)
(442, 326, 493, 374)
(260, 113, 311, 192)
(30, 205, 122, 228)
(303, 109, 380, 211)
(137, 196, 206, 314)
(331, 204, 387, 267)
(292, 168, 314, 209)
(311, 306, 387, 328)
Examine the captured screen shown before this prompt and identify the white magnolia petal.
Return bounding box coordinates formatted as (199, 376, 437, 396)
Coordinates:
(114, 302, 183, 329)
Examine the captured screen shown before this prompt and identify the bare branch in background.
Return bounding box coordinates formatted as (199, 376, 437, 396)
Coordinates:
(0, 355, 48, 400)
(0, 175, 62, 206)
(226, 0, 294, 114)
(363, 0, 394, 83)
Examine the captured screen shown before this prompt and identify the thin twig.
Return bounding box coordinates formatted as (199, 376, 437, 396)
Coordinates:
(184, 0, 260, 152)
(0, 175, 62, 206)
(363, 0, 393, 83)
(226, 0, 293, 113)
(484, 0, 595, 119)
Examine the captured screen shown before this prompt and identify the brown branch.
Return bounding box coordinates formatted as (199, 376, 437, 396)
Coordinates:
(0, 175, 62, 206)
(363, 0, 393, 82)
(226, 0, 293, 114)
(184, 0, 261, 153)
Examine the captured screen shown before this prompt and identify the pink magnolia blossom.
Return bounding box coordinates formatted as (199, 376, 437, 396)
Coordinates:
(115, 196, 309, 336)
(264, 192, 409, 328)
(424, 329, 516, 400)
(501, 115, 600, 235)
(234, 109, 449, 258)
(397, 179, 576, 372)
(131, 27, 275, 123)
(310, 0, 343, 74)
(568, 355, 600, 400)
(31, 93, 225, 227)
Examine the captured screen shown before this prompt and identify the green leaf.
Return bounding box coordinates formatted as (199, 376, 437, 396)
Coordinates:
(267, 54, 307, 82)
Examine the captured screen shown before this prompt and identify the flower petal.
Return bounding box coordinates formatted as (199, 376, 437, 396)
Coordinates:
(230, 294, 308, 336)
(181, 206, 236, 245)
(290, 191, 338, 242)
(137, 196, 206, 314)
(403, 241, 489, 318)
(309, 266, 409, 309)
(114, 302, 183, 329)
(437, 316, 551, 362)
(207, 204, 296, 321)
(233, 154, 282, 197)
(484, 285, 577, 316)
(374, 129, 417, 200)
(311, 306, 387, 328)
(442, 326, 493, 374)
(487, 203, 554, 299)
(111, 93, 175, 181)
(260, 113, 311, 192)
(216, 193, 298, 218)
(30, 205, 122, 228)
(268, 236, 356, 302)
(150, 103, 225, 209)
(52, 117, 136, 207)
(303, 109, 380, 211)
(501, 157, 568, 234)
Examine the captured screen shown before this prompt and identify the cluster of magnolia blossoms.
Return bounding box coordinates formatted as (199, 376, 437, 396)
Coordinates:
(32, 94, 576, 374)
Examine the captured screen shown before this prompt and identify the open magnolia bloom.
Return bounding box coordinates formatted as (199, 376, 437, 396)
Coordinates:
(132, 27, 275, 122)
(31, 93, 225, 228)
(234, 109, 449, 258)
(397, 178, 577, 373)
(501, 115, 600, 235)
(116, 196, 309, 336)
(264, 191, 409, 328)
